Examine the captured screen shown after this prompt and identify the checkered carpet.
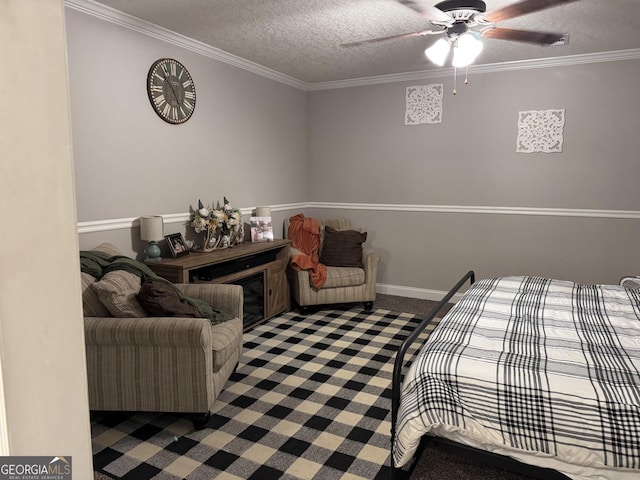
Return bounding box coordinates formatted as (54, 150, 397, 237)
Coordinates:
(92, 307, 436, 479)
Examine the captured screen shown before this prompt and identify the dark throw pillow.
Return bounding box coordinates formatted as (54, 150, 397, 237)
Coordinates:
(319, 226, 367, 268)
(137, 280, 202, 318)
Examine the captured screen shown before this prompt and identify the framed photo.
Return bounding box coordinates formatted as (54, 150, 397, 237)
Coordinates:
(165, 233, 190, 258)
(250, 216, 273, 243)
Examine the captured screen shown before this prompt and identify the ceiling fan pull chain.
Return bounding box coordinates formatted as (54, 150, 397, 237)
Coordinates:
(465, 66, 469, 85)
(453, 67, 457, 95)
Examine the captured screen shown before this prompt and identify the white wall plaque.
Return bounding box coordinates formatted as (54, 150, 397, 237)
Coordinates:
(405, 84, 443, 125)
(516, 109, 565, 153)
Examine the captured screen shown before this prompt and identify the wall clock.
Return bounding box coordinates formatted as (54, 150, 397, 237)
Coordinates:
(147, 58, 196, 124)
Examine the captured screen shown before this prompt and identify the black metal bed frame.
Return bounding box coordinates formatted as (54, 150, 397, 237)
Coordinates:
(389, 270, 571, 480)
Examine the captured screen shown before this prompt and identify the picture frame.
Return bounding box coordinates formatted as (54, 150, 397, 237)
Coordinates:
(250, 216, 273, 243)
(165, 233, 190, 258)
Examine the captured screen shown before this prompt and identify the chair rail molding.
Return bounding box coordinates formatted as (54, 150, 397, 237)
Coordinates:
(77, 204, 305, 234)
(77, 202, 640, 234)
(311, 202, 640, 219)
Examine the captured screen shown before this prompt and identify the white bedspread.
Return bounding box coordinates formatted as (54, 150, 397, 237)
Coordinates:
(394, 276, 640, 479)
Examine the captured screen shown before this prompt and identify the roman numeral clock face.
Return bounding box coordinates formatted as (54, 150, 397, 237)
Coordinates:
(147, 58, 196, 124)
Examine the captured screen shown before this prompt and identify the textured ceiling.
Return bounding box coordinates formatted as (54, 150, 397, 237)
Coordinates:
(92, 0, 640, 84)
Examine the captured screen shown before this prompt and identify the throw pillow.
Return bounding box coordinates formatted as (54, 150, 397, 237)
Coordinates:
(92, 270, 147, 318)
(319, 226, 367, 268)
(137, 280, 202, 318)
(80, 272, 111, 317)
(92, 242, 122, 256)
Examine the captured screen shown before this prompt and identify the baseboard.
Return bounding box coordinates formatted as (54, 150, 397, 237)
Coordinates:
(376, 283, 465, 303)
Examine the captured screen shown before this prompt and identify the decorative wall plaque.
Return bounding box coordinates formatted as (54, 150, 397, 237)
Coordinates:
(516, 109, 565, 153)
(405, 84, 443, 125)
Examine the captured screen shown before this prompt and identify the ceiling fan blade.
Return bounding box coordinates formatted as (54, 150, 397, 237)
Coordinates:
(341, 29, 441, 47)
(480, 0, 580, 23)
(395, 0, 453, 23)
(480, 27, 566, 45)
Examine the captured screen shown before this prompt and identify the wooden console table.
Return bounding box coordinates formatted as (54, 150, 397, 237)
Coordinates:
(148, 239, 290, 329)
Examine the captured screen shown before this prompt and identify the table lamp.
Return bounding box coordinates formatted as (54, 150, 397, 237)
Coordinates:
(255, 206, 271, 217)
(140, 215, 163, 263)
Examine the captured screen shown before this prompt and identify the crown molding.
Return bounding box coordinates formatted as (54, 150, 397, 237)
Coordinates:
(63, 0, 307, 90)
(307, 49, 640, 90)
(77, 202, 640, 234)
(65, 0, 640, 93)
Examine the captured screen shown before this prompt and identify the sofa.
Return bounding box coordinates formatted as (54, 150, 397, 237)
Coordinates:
(80, 243, 243, 428)
(285, 216, 380, 311)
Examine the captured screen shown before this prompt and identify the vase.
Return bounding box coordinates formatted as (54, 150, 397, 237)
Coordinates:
(192, 229, 221, 252)
(231, 224, 244, 246)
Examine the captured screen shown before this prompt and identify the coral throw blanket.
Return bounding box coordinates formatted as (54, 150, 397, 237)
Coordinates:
(288, 214, 327, 288)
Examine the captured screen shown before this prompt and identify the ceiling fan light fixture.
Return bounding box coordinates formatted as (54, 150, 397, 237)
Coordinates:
(452, 32, 483, 67)
(425, 38, 451, 66)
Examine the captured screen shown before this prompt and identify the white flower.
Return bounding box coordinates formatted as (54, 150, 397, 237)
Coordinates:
(192, 217, 208, 233)
(191, 198, 240, 238)
(227, 211, 241, 227)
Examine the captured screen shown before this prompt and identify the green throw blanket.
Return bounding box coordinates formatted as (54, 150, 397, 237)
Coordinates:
(80, 250, 233, 325)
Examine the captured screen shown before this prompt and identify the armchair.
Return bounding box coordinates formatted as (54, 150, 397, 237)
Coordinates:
(285, 216, 380, 312)
(81, 243, 243, 429)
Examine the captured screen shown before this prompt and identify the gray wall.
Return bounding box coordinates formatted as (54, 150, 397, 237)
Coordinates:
(66, 9, 308, 223)
(67, 5, 640, 295)
(308, 61, 640, 290)
(308, 62, 640, 208)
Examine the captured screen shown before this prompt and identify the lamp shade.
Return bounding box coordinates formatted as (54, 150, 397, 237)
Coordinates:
(140, 215, 163, 241)
(255, 206, 271, 217)
(425, 38, 451, 67)
(452, 33, 483, 68)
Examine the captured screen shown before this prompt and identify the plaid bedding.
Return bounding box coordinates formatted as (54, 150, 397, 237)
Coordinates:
(394, 276, 640, 477)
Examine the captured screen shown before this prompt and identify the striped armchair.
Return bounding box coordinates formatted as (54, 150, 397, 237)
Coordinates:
(285, 217, 380, 312)
(82, 243, 243, 429)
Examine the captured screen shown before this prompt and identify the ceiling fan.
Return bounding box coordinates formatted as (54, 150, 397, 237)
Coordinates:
(342, 0, 580, 68)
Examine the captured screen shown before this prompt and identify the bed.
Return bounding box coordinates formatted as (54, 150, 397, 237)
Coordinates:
(391, 272, 640, 480)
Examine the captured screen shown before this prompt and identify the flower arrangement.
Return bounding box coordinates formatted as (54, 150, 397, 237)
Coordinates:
(190, 197, 243, 251)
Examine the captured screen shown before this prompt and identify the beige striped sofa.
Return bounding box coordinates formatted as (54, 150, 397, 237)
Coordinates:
(285, 217, 380, 312)
(81, 243, 243, 428)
